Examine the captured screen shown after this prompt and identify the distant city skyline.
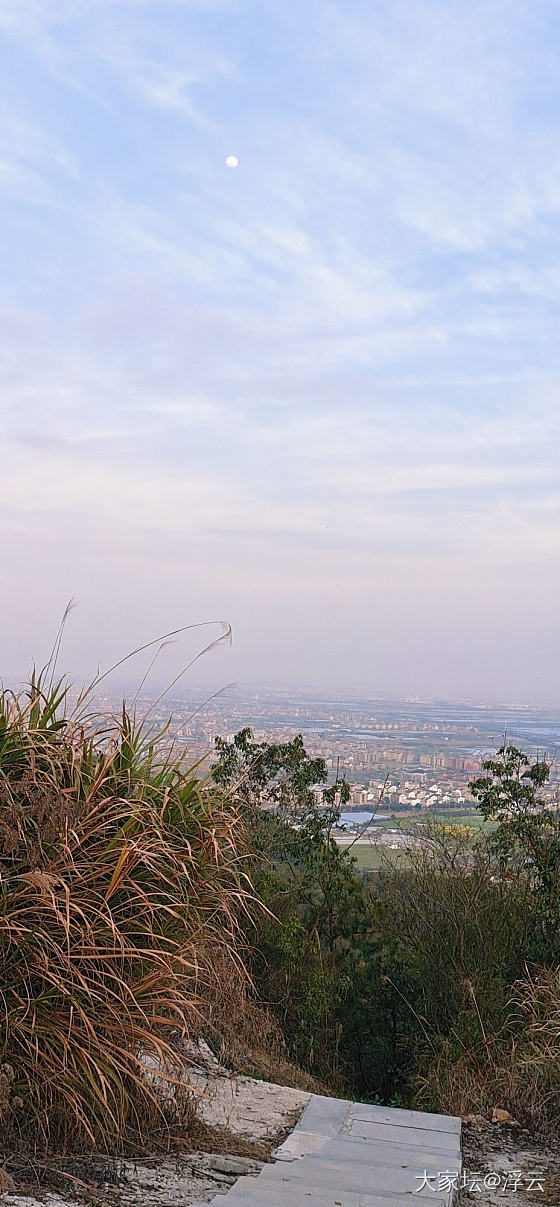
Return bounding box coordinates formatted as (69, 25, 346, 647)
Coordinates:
(73, 686, 560, 805)
(1, 2, 560, 702)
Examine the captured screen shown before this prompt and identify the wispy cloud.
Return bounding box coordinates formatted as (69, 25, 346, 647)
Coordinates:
(1, 0, 560, 695)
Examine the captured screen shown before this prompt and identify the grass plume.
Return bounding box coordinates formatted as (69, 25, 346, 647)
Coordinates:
(0, 665, 255, 1156)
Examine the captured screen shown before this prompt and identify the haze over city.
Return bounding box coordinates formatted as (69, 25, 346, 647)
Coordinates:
(2, 1, 560, 701)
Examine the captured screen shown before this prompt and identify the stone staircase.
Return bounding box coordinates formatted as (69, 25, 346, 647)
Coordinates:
(195, 1094, 462, 1206)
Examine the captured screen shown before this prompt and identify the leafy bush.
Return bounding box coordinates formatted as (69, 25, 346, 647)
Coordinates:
(471, 745, 560, 961)
(380, 821, 534, 1105)
(213, 731, 552, 1117)
(212, 729, 407, 1099)
(389, 822, 533, 1038)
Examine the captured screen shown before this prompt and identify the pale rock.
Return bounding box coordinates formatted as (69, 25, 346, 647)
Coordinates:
(491, 1107, 513, 1123)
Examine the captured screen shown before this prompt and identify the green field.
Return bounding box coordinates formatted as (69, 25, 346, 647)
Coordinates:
(346, 844, 409, 869)
(430, 809, 495, 832)
(377, 808, 490, 832)
(340, 809, 494, 870)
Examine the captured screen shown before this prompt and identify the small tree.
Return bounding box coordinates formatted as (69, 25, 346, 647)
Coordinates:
(212, 730, 402, 1096)
(470, 745, 560, 960)
(212, 726, 347, 814)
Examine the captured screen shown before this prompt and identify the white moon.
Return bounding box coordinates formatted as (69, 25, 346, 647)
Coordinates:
(226, 156, 238, 168)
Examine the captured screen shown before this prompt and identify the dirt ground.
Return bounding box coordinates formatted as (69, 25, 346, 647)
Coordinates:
(460, 1117, 560, 1205)
(0, 1044, 310, 1207)
(0, 1152, 263, 1207)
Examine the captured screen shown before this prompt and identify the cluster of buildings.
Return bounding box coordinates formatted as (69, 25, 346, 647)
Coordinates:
(345, 780, 470, 811)
(92, 687, 560, 816)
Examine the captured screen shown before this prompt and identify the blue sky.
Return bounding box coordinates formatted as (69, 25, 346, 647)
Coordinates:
(1, 0, 560, 700)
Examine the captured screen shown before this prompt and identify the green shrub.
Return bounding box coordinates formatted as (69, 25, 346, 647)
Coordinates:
(213, 730, 411, 1100)
(471, 745, 560, 961)
(212, 729, 560, 1125)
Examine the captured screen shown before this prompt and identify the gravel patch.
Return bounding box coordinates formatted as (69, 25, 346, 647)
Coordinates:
(460, 1117, 560, 1206)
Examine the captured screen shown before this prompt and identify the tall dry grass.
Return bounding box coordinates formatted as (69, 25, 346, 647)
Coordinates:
(429, 966, 560, 1134)
(0, 670, 257, 1155)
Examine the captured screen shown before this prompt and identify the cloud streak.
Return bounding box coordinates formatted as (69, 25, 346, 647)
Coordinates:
(1, 0, 560, 697)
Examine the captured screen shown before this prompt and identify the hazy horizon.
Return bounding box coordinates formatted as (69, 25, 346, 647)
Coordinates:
(2, 2, 560, 704)
(8, 637, 560, 714)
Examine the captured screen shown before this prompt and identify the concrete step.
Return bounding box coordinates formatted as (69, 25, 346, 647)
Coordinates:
(220, 1185, 448, 1207)
(346, 1103, 461, 1135)
(295, 1093, 354, 1136)
(202, 1093, 462, 1207)
(300, 1135, 461, 1168)
(257, 1156, 457, 1202)
(341, 1118, 461, 1150)
(274, 1128, 328, 1160)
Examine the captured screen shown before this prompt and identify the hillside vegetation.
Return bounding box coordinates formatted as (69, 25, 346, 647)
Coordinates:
(214, 729, 560, 1132)
(2, 677, 560, 1180)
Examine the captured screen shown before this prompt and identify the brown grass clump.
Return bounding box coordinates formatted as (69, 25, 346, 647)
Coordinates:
(0, 672, 258, 1156)
(417, 967, 560, 1134)
(204, 954, 320, 1092)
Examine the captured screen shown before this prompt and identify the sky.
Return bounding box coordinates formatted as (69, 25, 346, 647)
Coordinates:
(1, 0, 560, 703)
